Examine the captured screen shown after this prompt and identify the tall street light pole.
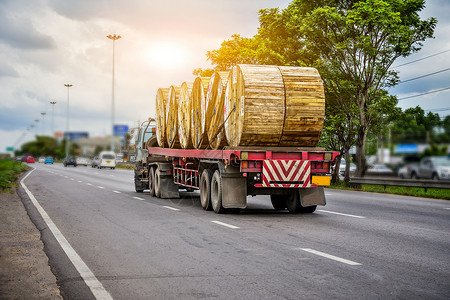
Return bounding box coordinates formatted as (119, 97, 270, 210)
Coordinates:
(50, 101, 56, 137)
(41, 112, 46, 135)
(107, 34, 122, 152)
(64, 84, 73, 158)
(34, 119, 39, 136)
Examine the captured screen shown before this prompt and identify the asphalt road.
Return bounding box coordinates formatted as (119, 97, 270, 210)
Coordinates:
(20, 163, 450, 299)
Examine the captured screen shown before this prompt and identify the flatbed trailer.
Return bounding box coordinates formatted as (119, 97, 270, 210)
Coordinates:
(135, 140, 339, 214)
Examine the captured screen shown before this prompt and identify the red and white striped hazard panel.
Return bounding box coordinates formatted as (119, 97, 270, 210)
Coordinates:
(261, 160, 311, 188)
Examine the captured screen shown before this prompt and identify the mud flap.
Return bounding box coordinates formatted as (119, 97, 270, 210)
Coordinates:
(299, 187, 326, 207)
(219, 163, 247, 209)
(158, 175, 180, 199)
(222, 176, 247, 209)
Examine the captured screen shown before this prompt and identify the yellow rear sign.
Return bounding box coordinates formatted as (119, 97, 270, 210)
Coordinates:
(311, 176, 331, 186)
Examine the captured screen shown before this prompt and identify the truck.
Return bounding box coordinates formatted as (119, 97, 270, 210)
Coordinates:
(133, 118, 340, 214)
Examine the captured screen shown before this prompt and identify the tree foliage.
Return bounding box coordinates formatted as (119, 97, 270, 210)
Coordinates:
(201, 0, 437, 177)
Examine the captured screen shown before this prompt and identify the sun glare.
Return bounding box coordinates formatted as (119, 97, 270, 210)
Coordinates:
(147, 44, 186, 68)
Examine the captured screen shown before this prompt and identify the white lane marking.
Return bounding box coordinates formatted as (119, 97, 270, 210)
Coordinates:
(113, 191, 121, 194)
(20, 170, 113, 300)
(86, 183, 93, 186)
(109, 175, 115, 177)
(163, 206, 180, 211)
(300, 248, 362, 266)
(133, 196, 145, 201)
(78, 181, 83, 183)
(211, 221, 240, 229)
(70, 178, 75, 181)
(445, 208, 450, 210)
(318, 210, 366, 219)
(64, 176, 68, 178)
(97, 186, 104, 189)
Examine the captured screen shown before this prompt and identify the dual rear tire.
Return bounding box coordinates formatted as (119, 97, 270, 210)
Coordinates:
(271, 191, 317, 214)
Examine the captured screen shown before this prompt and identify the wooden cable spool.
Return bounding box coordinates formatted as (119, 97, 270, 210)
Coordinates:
(155, 88, 169, 147)
(191, 76, 211, 149)
(277, 66, 325, 146)
(178, 82, 194, 149)
(224, 64, 285, 147)
(206, 71, 229, 149)
(166, 85, 181, 148)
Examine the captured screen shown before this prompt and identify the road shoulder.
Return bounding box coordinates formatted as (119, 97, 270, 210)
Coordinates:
(0, 184, 62, 299)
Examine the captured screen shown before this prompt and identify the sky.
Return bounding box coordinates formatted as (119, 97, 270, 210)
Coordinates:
(0, 0, 449, 153)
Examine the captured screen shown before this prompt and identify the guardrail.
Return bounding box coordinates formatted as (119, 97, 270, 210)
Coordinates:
(349, 177, 450, 192)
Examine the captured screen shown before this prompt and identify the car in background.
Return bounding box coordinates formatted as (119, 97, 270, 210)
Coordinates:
(63, 156, 77, 167)
(412, 156, 450, 180)
(91, 156, 100, 168)
(398, 163, 418, 179)
(38, 156, 46, 163)
(76, 157, 90, 166)
(44, 156, 54, 164)
(97, 151, 116, 169)
(26, 156, 35, 163)
(366, 164, 394, 176)
(339, 160, 357, 176)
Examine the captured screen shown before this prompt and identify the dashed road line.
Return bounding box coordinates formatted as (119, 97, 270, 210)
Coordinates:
(133, 196, 145, 201)
(318, 210, 366, 219)
(78, 181, 83, 183)
(299, 248, 362, 266)
(211, 221, 240, 229)
(97, 186, 104, 189)
(163, 206, 180, 211)
(86, 183, 93, 186)
(113, 191, 121, 194)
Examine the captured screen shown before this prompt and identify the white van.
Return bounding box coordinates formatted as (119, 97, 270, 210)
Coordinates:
(98, 151, 116, 169)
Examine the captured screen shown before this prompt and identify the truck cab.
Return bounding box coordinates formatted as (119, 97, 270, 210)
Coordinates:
(133, 118, 157, 192)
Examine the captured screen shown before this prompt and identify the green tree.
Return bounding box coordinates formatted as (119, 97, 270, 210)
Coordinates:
(206, 34, 261, 70)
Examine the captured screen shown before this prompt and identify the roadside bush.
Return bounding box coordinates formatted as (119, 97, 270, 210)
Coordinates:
(0, 159, 28, 192)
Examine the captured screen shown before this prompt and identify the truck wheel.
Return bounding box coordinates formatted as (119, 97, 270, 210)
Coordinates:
(211, 170, 225, 214)
(286, 190, 301, 213)
(270, 195, 286, 211)
(286, 190, 317, 214)
(134, 175, 144, 193)
(200, 169, 213, 211)
(154, 168, 161, 198)
(149, 167, 156, 197)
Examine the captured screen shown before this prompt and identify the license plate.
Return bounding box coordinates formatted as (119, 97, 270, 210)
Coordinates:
(106, 161, 110, 164)
(311, 176, 331, 186)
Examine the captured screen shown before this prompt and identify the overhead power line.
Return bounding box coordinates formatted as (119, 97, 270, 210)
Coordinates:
(398, 86, 450, 100)
(393, 49, 450, 68)
(424, 107, 450, 112)
(399, 67, 450, 83)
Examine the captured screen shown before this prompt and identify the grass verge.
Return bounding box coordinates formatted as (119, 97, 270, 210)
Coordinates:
(329, 180, 450, 200)
(0, 159, 29, 192)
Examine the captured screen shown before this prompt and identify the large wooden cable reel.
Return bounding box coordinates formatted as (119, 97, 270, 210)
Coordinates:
(166, 85, 181, 148)
(207, 71, 229, 149)
(224, 64, 285, 147)
(178, 82, 194, 149)
(155, 88, 169, 147)
(191, 77, 211, 149)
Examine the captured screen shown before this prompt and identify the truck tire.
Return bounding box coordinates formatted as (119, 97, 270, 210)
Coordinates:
(134, 175, 144, 193)
(154, 168, 161, 198)
(270, 195, 286, 211)
(200, 169, 213, 211)
(211, 170, 225, 214)
(286, 190, 317, 214)
(149, 167, 156, 197)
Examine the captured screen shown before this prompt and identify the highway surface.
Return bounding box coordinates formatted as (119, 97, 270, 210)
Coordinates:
(20, 163, 449, 299)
